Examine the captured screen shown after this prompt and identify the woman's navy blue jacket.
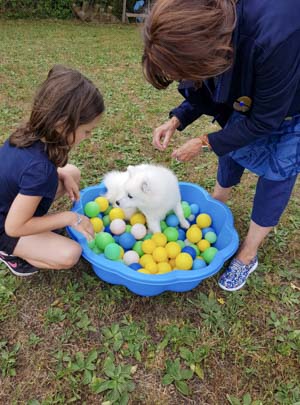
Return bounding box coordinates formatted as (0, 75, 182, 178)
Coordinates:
(170, 0, 300, 156)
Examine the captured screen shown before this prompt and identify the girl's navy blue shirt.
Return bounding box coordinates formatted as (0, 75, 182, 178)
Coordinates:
(170, 0, 300, 156)
(0, 140, 58, 234)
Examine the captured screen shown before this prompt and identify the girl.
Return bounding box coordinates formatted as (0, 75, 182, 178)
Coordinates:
(142, 0, 300, 291)
(0, 65, 105, 276)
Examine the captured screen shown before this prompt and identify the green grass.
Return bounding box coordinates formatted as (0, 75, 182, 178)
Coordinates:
(0, 19, 299, 405)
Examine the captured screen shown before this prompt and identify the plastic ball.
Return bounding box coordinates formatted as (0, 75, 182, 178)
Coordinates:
(163, 227, 179, 242)
(92, 246, 102, 254)
(109, 208, 125, 221)
(196, 213, 212, 228)
(118, 233, 136, 250)
(129, 263, 142, 271)
(143, 233, 152, 240)
(95, 232, 114, 250)
(165, 241, 181, 259)
(123, 250, 140, 266)
(103, 205, 112, 215)
(145, 261, 158, 274)
(84, 201, 100, 218)
(157, 262, 172, 274)
(190, 203, 200, 215)
(130, 212, 146, 225)
(192, 258, 207, 270)
(188, 214, 195, 222)
(182, 202, 192, 218)
(152, 233, 167, 247)
(152, 247, 168, 263)
(176, 240, 185, 250)
(119, 246, 124, 258)
(175, 253, 193, 270)
(177, 228, 186, 241)
(88, 239, 96, 249)
(186, 226, 202, 243)
(202, 247, 218, 264)
(160, 220, 167, 231)
(133, 241, 144, 257)
(197, 239, 211, 252)
(89, 218, 103, 233)
(104, 243, 121, 261)
(104, 225, 110, 233)
(125, 224, 132, 232)
(141, 239, 156, 254)
(131, 223, 147, 240)
(202, 227, 215, 236)
(110, 219, 126, 235)
(140, 254, 155, 268)
(169, 258, 176, 269)
(189, 243, 200, 256)
(102, 215, 110, 227)
(182, 246, 196, 260)
(166, 214, 179, 227)
(205, 231, 217, 244)
(95, 196, 109, 212)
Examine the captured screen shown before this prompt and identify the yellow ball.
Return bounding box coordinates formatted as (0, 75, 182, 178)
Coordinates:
(138, 268, 151, 274)
(186, 225, 202, 243)
(142, 239, 156, 254)
(119, 247, 124, 258)
(95, 196, 109, 212)
(169, 259, 176, 269)
(175, 253, 193, 270)
(157, 262, 172, 274)
(109, 207, 125, 221)
(197, 239, 211, 252)
(166, 241, 181, 258)
(145, 261, 158, 274)
(139, 254, 155, 268)
(152, 247, 168, 263)
(196, 213, 212, 228)
(90, 217, 103, 233)
(130, 212, 146, 225)
(152, 233, 167, 247)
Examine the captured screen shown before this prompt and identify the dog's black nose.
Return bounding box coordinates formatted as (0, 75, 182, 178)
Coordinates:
(116, 200, 120, 206)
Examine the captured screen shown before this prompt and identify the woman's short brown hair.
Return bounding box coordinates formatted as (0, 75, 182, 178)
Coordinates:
(143, 0, 237, 89)
(9, 65, 104, 167)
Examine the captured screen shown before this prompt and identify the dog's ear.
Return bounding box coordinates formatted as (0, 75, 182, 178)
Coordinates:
(127, 165, 135, 177)
(141, 181, 151, 194)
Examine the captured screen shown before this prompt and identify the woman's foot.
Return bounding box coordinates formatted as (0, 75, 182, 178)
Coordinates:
(218, 255, 258, 292)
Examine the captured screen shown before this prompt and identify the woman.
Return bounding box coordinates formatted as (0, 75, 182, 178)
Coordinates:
(142, 0, 300, 291)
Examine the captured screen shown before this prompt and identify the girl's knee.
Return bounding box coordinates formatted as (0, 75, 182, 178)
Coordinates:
(59, 242, 82, 269)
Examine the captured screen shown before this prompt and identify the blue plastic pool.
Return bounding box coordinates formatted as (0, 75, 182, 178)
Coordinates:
(67, 182, 239, 296)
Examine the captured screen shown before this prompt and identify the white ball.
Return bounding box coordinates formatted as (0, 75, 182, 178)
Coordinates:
(123, 250, 140, 265)
(188, 214, 195, 221)
(110, 219, 126, 235)
(130, 223, 147, 240)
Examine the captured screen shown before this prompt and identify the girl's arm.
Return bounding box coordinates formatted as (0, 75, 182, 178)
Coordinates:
(5, 193, 94, 240)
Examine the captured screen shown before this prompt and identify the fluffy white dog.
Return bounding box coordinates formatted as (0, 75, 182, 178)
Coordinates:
(117, 164, 190, 233)
(103, 170, 137, 219)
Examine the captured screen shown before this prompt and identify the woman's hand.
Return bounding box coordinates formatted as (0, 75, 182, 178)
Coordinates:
(71, 213, 94, 241)
(171, 137, 205, 162)
(153, 116, 181, 151)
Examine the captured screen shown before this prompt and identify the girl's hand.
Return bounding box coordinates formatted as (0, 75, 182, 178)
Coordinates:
(171, 137, 204, 162)
(72, 213, 94, 241)
(153, 116, 181, 151)
(61, 172, 80, 202)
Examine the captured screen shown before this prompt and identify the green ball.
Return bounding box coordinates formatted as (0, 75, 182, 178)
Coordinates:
(92, 246, 102, 254)
(84, 201, 100, 218)
(125, 224, 132, 232)
(88, 239, 96, 249)
(189, 243, 200, 256)
(182, 202, 191, 218)
(104, 205, 112, 215)
(202, 247, 218, 264)
(205, 231, 217, 244)
(133, 241, 144, 257)
(104, 243, 121, 261)
(102, 215, 110, 227)
(95, 232, 114, 250)
(160, 220, 167, 231)
(176, 240, 185, 249)
(143, 233, 152, 240)
(163, 227, 179, 242)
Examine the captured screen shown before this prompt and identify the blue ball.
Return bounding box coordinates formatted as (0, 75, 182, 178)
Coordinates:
(114, 235, 120, 243)
(129, 263, 142, 271)
(166, 214, 179, 227)
(177, 228, 186, 241)
(192, 258, 207, 270)
(202, 227, 215, 236)
(118, 232, 136, 250)
(182, 246, 196, 260)
(190, 203, 200, 215)
(104, 225, 111, 233)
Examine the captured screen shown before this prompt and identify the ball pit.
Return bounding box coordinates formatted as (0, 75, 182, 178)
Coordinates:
(67, 182, 239, 296)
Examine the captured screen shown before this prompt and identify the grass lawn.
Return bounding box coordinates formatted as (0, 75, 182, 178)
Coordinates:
(0, 19, 299, 405)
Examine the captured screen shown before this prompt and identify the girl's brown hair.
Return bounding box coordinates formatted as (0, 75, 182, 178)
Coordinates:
(9, 65, 105, 167)
(143, 0, 237, 89)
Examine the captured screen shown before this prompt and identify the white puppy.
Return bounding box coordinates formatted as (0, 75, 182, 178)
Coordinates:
(103, 170, 137, 219)
(117, 164, 190, 233)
